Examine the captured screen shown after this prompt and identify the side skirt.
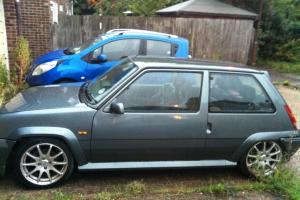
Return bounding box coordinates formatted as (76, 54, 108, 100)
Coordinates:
(78, 160, 237, 171)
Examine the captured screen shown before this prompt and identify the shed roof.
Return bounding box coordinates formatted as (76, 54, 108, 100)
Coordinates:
(156, 0, 258, 20)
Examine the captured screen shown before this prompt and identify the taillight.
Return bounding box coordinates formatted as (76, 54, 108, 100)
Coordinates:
(284, 105, 298, 129)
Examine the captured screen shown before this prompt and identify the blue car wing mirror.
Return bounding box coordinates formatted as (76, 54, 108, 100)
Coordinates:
(97, 54, 108, 63)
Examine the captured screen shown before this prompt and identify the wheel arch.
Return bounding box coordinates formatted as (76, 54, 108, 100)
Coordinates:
(7, 127, 88, 166)
(53, 78, 78, 84)
(229, 130, 296, 162)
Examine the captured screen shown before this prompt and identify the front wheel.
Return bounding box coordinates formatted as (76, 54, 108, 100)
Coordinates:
(13, 139, 74, 188)
(239, 141, 283, 178)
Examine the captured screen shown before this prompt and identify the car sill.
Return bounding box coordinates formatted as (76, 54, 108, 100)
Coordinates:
(78, 160, 236, 171)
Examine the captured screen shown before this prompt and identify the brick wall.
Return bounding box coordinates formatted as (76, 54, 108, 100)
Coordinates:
(3, 0, 17, 69)
(4, 0, 51, 69)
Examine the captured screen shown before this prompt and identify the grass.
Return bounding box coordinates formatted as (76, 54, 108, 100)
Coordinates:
(257, 59, 300, 74)
(2, 168, 300, 200)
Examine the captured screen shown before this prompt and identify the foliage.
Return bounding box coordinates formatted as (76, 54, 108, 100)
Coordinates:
(125, 180, 146, 194)
(97, 191, 114, 200)
(13, 36, 31, 86)
(74, 0, 96, 15)
(91, 0, 184, 16)
(0, 83, 20, 107)
(0, 59, 8, 86)
(258, 0, 300, 62)
(257, 59, 300, 74)
(127, 0, 182, 16)
(265, 166, 300, 200)
(275, 39, 300, 62)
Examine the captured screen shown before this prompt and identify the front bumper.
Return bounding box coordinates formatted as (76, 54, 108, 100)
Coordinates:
(0, 139, 16, 177)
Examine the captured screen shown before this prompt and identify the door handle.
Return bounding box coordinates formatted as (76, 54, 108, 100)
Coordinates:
(206, 123, 212, 135)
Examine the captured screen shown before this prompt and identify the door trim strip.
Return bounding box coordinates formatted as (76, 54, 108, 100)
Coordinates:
(78, 160, 236, 171)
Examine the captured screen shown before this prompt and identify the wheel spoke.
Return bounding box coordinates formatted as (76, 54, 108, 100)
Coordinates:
(22, 162, 38, 167)
(37, 170, 44, 182)
(247, 154, 258, 158)
(45, 170, 52, 182)
(27, 167, 39, 177)
(51, 166, 63, 175)
(51, 151, 63, 160)
(254, 146, 260, 153)
(269, 158, 281, 162)
(267, 143, 276, 153)
(247, 160, 259, 167)
(37, 145, 44, 157)
(52, 161, 68, 166)
(263, 142, 267, 152)
(47, 145, 53, 157)
(266, 163, 275, 170)
(269, 150, 281, 157)
(25, 152, 39, 161)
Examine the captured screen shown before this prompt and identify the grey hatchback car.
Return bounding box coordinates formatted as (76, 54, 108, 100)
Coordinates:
(0, 57, 299, 188)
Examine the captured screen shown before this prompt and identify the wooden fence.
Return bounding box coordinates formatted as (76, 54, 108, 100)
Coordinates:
(50, 15, 256, 64)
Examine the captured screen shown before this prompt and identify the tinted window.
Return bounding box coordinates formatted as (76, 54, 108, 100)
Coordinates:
(102, 39, 140, 61)
(146, 40, 172, 57)
(209, 73, 275, 113)
(116, 72, 202, 112)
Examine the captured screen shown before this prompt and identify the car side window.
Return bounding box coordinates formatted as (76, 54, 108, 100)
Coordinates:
(209, 73, 275, 113)
(101, 39, 141, 61)
(115, 71, 203, 112)
(146, 40, 173, 57)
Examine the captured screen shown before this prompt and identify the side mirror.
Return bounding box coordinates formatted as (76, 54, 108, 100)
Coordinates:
(97, 54, 108, 63)
(110, 102, 124, 114)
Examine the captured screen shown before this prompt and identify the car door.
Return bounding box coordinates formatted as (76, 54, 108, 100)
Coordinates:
(91, 69, 208, 162)
(206, 72, 279, 159)
(85, 39, 142, 79)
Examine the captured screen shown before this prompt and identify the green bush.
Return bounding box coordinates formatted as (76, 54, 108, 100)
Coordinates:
(276, 39, 300, 62)
(13, 36, 31, 85)
(0, 60, 8, 85)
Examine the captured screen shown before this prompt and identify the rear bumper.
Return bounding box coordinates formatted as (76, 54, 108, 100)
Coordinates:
(0, 139, 16, 177)
(280, 130, 300, 155)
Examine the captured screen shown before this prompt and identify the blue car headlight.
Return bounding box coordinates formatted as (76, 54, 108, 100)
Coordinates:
(32, 60, 59, 76)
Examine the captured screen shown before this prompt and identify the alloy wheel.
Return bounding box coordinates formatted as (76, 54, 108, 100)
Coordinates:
(20, 143, 69, 186)
(246, 141, 282, 177)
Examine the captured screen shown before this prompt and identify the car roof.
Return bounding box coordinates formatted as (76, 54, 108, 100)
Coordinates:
(102, 29, 186, 41)
(130, 56, 264, 74)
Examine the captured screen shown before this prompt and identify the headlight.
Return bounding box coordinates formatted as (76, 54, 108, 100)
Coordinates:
(32, 60, 59, 76)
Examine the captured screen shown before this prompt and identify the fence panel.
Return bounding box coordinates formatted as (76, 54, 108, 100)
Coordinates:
(51, 15, 255, 64)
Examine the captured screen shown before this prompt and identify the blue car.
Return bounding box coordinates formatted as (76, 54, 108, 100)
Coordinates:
(26, 29, 189, 86)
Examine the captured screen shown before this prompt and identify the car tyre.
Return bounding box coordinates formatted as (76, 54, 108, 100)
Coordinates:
(13, 138, 74, 189)
(238, 141, 283, 178)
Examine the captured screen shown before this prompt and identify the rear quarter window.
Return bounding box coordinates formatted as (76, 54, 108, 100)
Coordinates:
(146, 40, 176, 57)
(209, 73, 276, 113)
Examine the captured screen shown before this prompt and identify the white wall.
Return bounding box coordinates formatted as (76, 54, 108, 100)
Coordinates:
(0, 0, 9, 69)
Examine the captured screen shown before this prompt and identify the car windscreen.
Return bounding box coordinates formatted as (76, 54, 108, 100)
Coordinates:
(87, 60, 138, 103)
(65, 36, 103, 55)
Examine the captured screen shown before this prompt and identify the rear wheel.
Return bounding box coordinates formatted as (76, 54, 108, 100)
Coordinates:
(13, 139, 74, 188)
(239, 141, 283, 178)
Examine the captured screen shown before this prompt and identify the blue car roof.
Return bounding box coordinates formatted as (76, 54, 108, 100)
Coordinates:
(101, 29, 187, 42)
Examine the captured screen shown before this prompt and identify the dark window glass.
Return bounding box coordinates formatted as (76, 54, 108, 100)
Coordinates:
(116, 72, 202, 112)
(209, 73, 275, 113)
(146, 40, 172, 57)
(101, 39, 140, 61)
